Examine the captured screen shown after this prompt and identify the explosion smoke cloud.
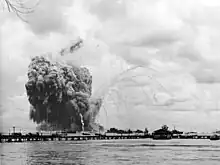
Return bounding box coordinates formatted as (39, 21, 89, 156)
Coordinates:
(25, 55, 103, 132)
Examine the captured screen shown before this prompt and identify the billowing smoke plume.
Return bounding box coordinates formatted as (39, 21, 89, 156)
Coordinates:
(25, 55, 103, 132)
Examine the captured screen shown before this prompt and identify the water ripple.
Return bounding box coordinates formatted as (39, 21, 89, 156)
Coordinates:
(1, 139, 220, 165)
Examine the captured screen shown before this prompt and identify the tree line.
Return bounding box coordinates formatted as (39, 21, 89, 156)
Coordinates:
(106, 127, 149, 134)
(106, 125, 183, 135)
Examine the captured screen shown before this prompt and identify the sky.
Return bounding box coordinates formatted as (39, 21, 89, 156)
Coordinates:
(0, 0, 220, 133)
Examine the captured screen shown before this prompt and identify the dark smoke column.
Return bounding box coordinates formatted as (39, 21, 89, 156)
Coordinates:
(25, 56, 103, 132)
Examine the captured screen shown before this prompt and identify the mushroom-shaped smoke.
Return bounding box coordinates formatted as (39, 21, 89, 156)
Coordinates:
(25, 56, 103, 132)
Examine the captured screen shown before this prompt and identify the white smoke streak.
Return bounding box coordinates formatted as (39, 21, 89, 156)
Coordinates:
(79, 113, 84, 132)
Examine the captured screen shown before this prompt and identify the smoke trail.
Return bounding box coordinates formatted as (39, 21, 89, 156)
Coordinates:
(92, 65, 174, 129)
(25, 55, 103, 132)
(93, 64, 172, 108)
(60, 37, 84, 56)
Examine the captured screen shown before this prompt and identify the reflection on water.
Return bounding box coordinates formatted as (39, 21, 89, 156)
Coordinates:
(1, 139, 220, 165)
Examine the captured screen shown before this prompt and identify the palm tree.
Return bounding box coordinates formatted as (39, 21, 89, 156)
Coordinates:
(144, 128, 149, 135)
(127, 129, 132, 135)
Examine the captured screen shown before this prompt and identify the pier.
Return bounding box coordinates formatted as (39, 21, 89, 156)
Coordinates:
(1, 125, 219, 143)
(0, 134, 150, 143)
(0, 133, 218, 143)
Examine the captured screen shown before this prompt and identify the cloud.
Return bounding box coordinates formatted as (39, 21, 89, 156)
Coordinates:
(87, 0, 220, 83)
(25, 0, 74, 35)
(177, 44, 203, 62)
(89, 0, 127, 22)
(192, 61, 220, 83)
(90, 0, 185, 47)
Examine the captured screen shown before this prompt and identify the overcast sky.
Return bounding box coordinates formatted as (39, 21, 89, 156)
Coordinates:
(1, 0, 220, 133)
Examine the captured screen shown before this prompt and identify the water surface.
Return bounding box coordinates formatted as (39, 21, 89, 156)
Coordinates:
(1, 139, 220, 165)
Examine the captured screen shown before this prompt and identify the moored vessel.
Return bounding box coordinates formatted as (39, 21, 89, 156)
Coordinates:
(152, 125, 172, 140)
(210, 135, 220, 141)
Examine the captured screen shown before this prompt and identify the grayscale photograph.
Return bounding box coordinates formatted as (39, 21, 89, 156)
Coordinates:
(0, 0, 220, 164)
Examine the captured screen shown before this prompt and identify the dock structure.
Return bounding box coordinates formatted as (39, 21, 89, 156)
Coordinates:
(0, 134, 150, 143)
(0, 133, 218, 143)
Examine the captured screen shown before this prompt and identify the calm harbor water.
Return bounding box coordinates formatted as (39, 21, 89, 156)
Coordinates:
(1, 139, 220, 165)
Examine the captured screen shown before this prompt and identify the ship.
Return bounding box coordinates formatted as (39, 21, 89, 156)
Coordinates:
(152, 134, 172, 140)
(210, 134, 220, 141)
(152, 127, 172, 140)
